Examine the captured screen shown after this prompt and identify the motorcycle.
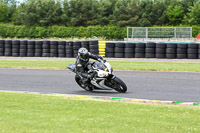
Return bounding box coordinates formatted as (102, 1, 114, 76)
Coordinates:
(67, 60, 127, 93)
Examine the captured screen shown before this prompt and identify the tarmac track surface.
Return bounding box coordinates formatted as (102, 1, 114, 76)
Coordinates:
(0, 68, 200, 102)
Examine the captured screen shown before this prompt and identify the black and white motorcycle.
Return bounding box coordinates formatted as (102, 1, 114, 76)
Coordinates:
(67, 60, 127, 93)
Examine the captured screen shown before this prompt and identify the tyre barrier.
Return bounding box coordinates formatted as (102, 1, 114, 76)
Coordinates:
(0, 40, 99, 58)
(106, 42, 200, 59)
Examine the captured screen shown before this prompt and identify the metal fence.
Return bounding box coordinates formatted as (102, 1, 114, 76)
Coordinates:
(127, 27, 192, 39)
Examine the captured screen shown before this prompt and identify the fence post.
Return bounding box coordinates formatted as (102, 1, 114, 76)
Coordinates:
(146, 27, 148, 39)
(127, 27, 129, 38)
(174, 27, 177, 38)
(190, 27, 192, 38)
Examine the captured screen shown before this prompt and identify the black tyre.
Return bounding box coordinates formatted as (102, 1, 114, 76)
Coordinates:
(156, 54, 166, 58)
(114, 53, 124, 58)
(135, 48, 145, 53)
(177, 43, 187, 48)
(146, 42, 155, 48)
(125, 43, 135, 48)
(166, 54, 176, 59)
(115, 43, 125, 48)
(167, 43, 177, 48)
(111, 77, 127, 93)
(187, 54, 198, 59)
(35, 53, 42, 57)
(90, 45, 98, 49)
(187, 48, 198, 54)
(177, 54, 187, 59)
(135, 53, 145, 58)
(106, 42, 115, 48)
(125, 48, 134, 53)
(145, 48, 155, 53)
(177, 48, 187, 54)
(105, 53, 114, 57)
(156, 43, 166, 48)
(106, 48, 114, 53)
(166, 48, 176, 54)
(145, 53, 155, 58)
(115, 47, 124, 53)
(125, 53, 134, 58)
(58, 54, 66, 57)
(89, 40, 98, 45)
(135, 43, 145, 48)
(188, 43, 198, 48)
(156, 48, 165, 54)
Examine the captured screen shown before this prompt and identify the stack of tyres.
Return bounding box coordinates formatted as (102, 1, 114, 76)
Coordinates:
(58, 41, 66, 57)
(35, 41, 42, 57)
(124, 43, 135, 58)
(166, 43, 177, 59)
(187, 43, 198, 59)
(145, 42, 155, 58)
(176, 43, 187, 59)
(12, 40, 20, 57)
(89, 40, 99, 55)
(0, 40, 5, 56)
(199, 43, 200, 59)
(73, 41, 81, 57)
(81, 41, 90, 50)
(50, 41, 58, 57)
(135, 42, 145, 58)
(114, 43, 125, 58)
(4, 40, 12, 56)
(42, 40, 50, 57)
(66, 41, 73, 57)
(20, 40, 27, 57)
(27, 41, 35, 57)
(105, 42, 115, 57)
(155, 42, 166, 58)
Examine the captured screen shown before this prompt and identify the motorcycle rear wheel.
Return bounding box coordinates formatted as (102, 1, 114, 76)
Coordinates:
(75, 75, 93, 91)
(111, 77, 127, 93)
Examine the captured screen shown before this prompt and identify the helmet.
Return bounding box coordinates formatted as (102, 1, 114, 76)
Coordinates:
(78, 48, 89, 61)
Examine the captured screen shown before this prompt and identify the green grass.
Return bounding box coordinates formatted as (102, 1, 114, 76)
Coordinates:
(0, 91, 199, 133)
(1, 60, 200, 72)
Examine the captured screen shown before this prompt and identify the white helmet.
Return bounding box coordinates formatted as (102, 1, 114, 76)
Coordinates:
(78, 48, 89, 61)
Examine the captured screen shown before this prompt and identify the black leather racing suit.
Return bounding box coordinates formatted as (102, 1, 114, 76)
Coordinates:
(75, 52, 103, 79)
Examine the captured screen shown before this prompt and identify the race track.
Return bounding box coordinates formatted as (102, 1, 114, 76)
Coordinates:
(0, 68, 200, 102)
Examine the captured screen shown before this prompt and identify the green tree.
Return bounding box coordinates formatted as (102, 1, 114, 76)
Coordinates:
(113, 0, 140, 27)
(184, 2, 200, 25)
(14, 0, 62, 26)
(61, 0, 71, 26)
(69, 0, 100, 26)
(0, 1, 9, 22)
(167, 4, 184, 25)
(98, 0, 117, 25)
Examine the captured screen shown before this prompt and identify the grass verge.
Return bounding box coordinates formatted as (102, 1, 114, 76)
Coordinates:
(1, 60, 200, 72)
(0, 91, 199, 132)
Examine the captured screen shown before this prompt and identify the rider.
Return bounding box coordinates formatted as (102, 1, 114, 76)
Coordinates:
(75, 47, 105, 85)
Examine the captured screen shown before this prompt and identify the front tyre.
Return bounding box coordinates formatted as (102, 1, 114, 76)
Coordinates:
(111, 77, 127, 93)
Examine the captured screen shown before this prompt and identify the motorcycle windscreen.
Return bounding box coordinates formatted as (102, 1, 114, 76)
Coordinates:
(67, 63, 76, 72)
(92, 61, 106, 70)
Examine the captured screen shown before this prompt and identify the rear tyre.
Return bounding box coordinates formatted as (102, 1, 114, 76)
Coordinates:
(111, 77, 127, 93)
(75, 75, 93, 91)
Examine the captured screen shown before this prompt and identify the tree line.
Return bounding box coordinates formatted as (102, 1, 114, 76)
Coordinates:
(0, 0, 200, 27)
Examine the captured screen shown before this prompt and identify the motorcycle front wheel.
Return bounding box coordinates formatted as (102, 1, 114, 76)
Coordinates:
(111, 77, 127, 93)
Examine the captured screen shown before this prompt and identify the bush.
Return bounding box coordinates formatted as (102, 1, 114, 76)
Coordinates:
(0, 23, 200, 39)
(0, 24, 126, 40)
